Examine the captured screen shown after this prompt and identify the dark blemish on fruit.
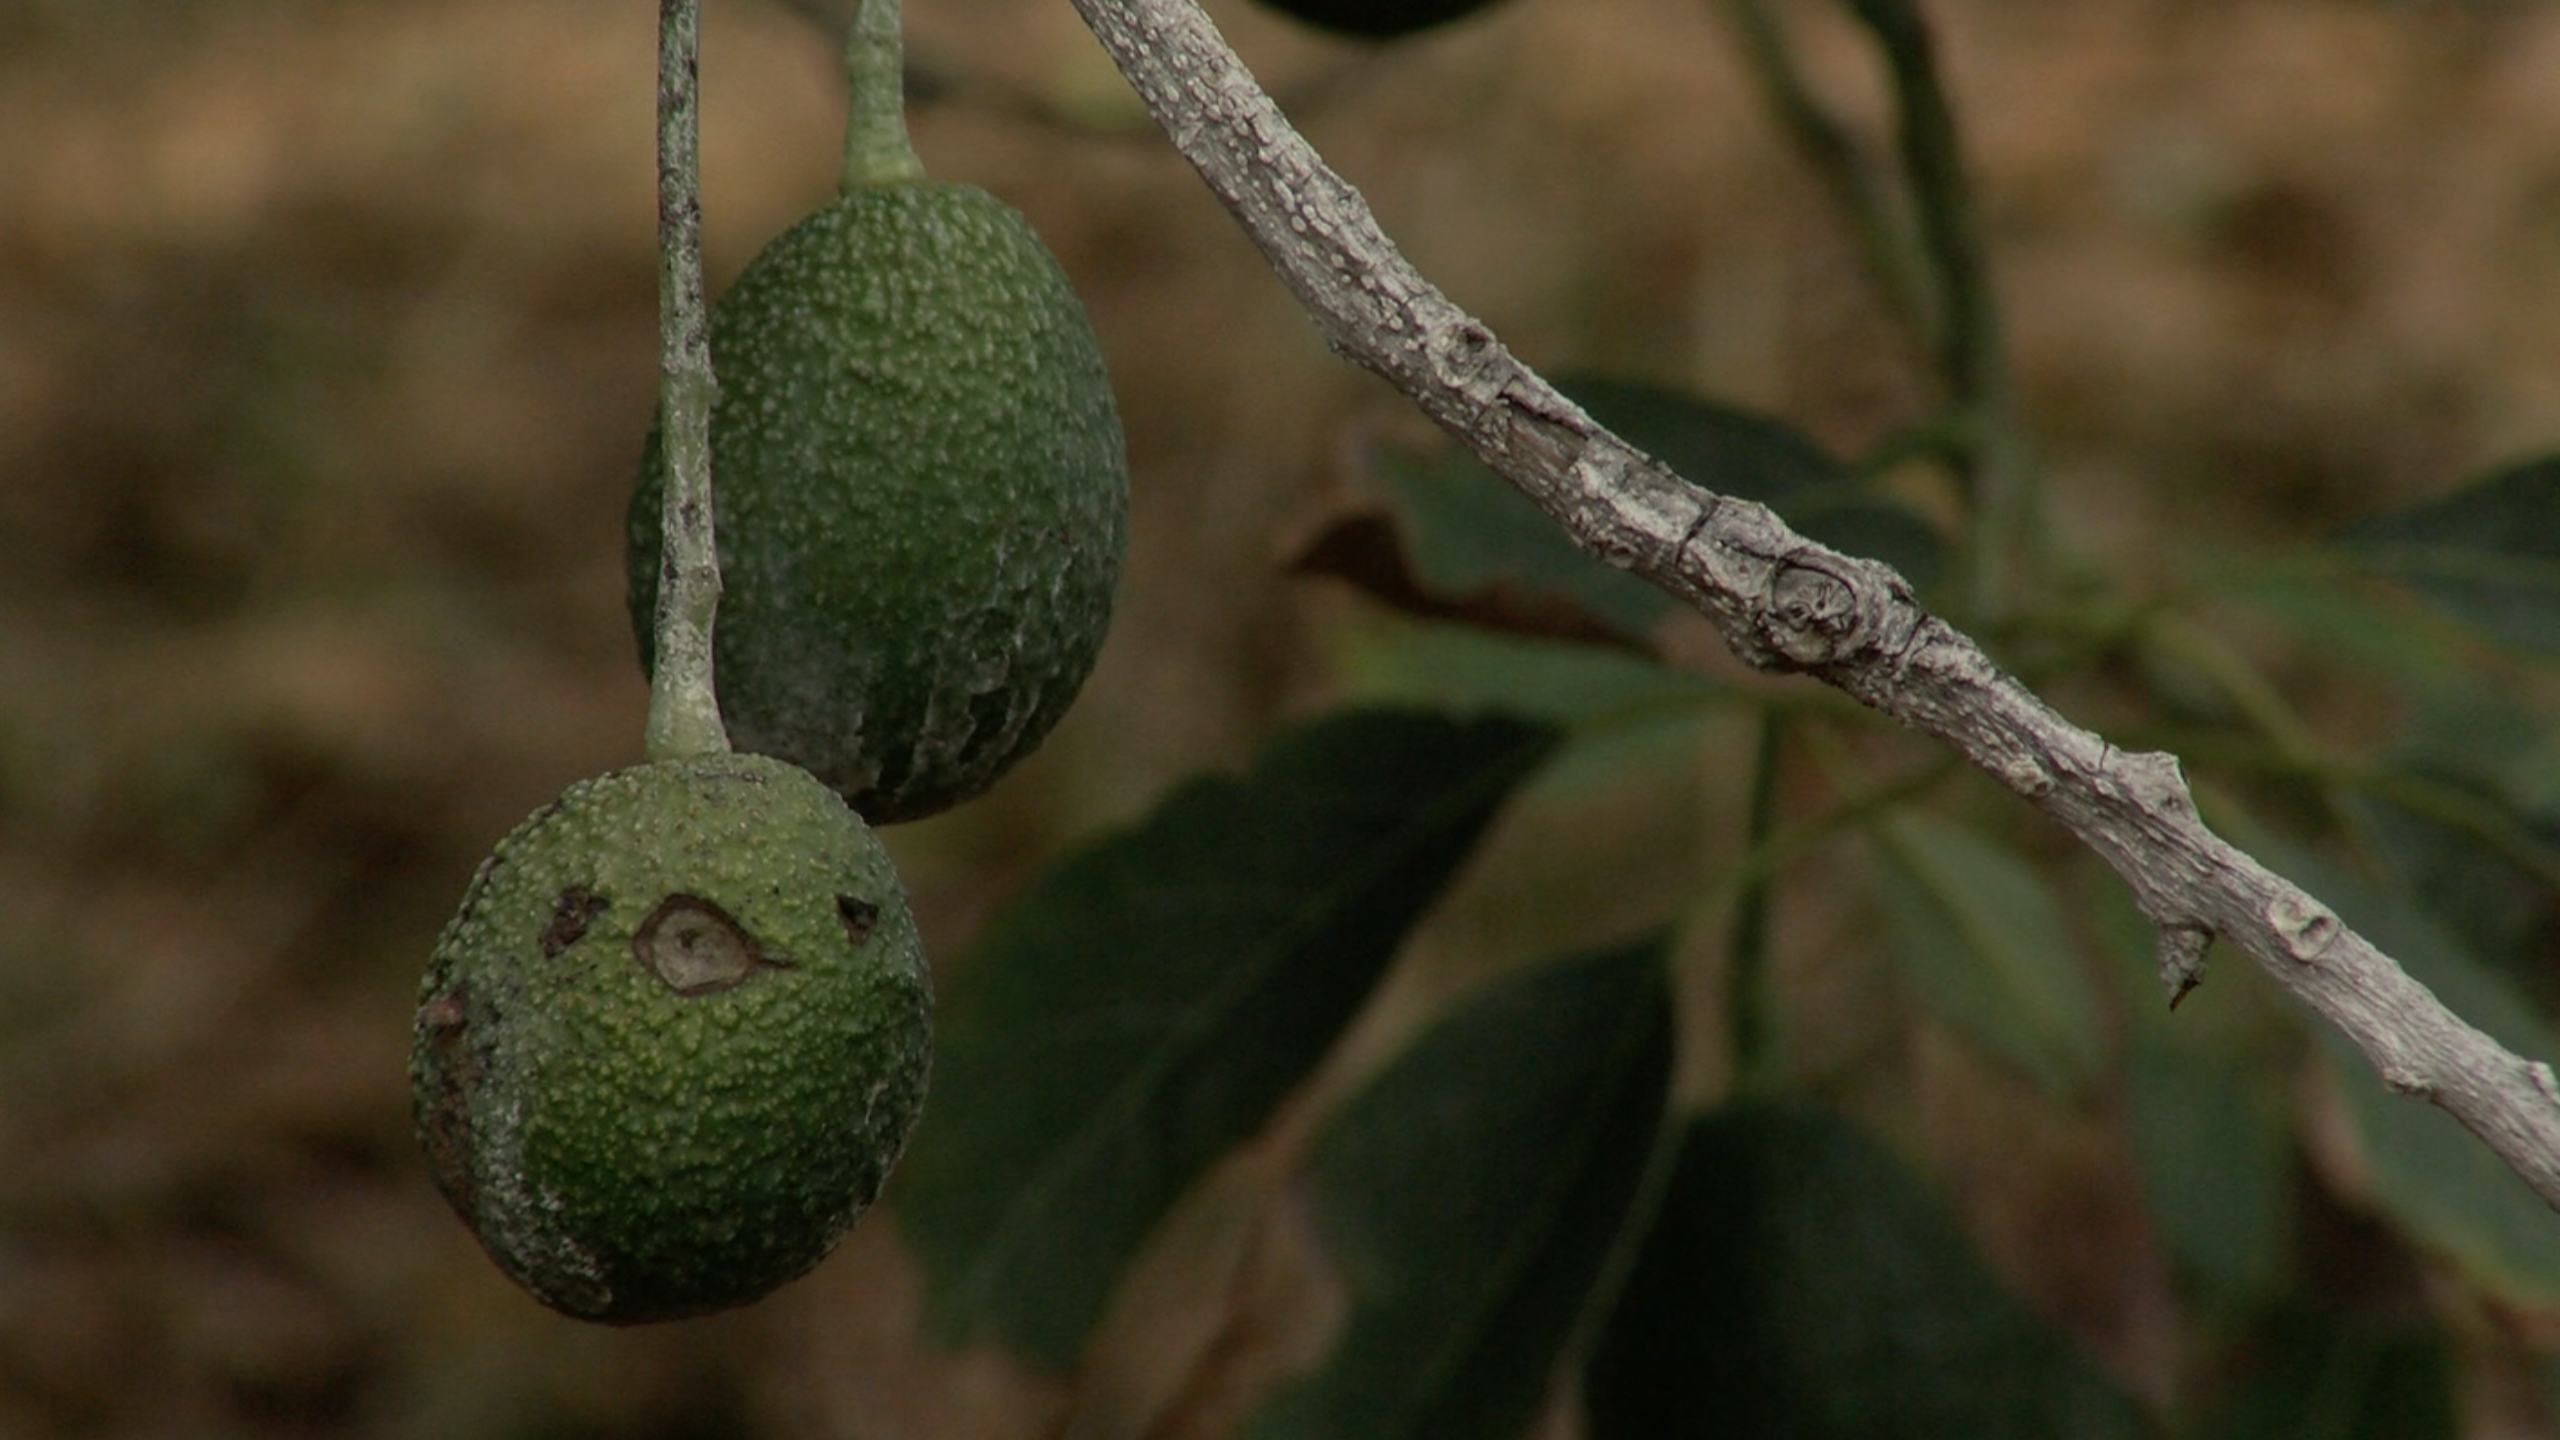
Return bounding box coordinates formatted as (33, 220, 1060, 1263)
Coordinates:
(542, 885, 609, 958)
(634, 894, 776, 996)
(417, 983, 482, 1213)
(836, 895, 879, 949)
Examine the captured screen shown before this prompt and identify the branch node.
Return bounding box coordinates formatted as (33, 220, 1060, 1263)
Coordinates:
(2115, 749, 2196, 817)
(2157, 923, 2211, 1009)
(1995, 751, 2051, 797)
(2383, 1066, 2436, 1100)
(2534, 1061, 2560, 1107)
(2267, 891, 2340, 964)
(1761, 555, 1863, 666)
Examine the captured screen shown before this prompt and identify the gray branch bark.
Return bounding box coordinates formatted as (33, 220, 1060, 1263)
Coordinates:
(1063, 0, 2560, 1210)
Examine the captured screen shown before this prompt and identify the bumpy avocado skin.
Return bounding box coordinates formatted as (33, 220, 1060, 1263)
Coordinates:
(411, 753, 932, 1324)
(629, 183, 1131, 823)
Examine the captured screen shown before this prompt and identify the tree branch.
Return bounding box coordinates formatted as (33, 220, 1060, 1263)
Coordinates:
(1061, 0, 2560, 1211)
(646, 0, 731, 761)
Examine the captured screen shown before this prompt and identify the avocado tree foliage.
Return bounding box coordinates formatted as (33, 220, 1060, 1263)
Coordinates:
(662, 0, 2560, 1434)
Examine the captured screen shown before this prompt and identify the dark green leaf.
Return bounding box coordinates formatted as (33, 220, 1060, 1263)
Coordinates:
(1566, 377, 1842, 497)
(898, 708, 1562, 1365)
(2354, 699, 2560, 991)
(1585, 1103, 2144, 1440)
(1775, 481, 1950, 593)
(1571, 376, 1948, 591)
(2225, 553, 2472, 695)
(1246, 937, 1676, 1440)
(2390, 681, 2560, 829)
(1370, 446, 1675, 644)
(1328, 617, 1733, 726)
(1871, 813, 2105, 1098)
(2185, 1305, 2452, 1440)
(1330, 624, 1732, 971)
(2340, 454, 2560, 660)
(2095, 878, 2294, 1314)
(2124, 1031, 2292, 1313)
(1304, 378, 1944, 651)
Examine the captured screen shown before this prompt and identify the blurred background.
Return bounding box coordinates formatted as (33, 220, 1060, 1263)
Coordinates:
(9, 0, 2560, 1434)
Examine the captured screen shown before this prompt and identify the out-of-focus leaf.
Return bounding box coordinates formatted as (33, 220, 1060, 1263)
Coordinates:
(1565, 378, 1834, 491)
(1245, 937, 1675, 1440)
(1571, 376, 1948, 591)
(1331, 618, 1738, 974)
(2094, 878, 2294, 1314)
(1293, 472, 1667, 652)
(2228, 555, 2473, 695)
(1296, 378, 1945, 651)
(2387, 678, 2560, 826)
(2186, 1304, 2453, 1440)
(898, 708, 1562, 1366)
(1326, 617, 1733, 727)
(2266, 849, 2560, 1307)
(2354, 690, 2559, 989)
(1871, 812, 2105, 1098)
(1584, 1103, 2144, 1440)
(2340, 454, 2560, 660)
(1774, 481, 1950, 592)
(2124, 1031, 2292, 1312)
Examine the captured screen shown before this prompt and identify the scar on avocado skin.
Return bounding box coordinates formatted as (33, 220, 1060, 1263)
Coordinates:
(836, 895, 879, 948)
(543, 885, 609, 958)
(635, 893, 779, 996)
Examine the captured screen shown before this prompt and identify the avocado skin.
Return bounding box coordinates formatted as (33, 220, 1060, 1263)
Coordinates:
(630, 183, 1130, 824)
(411, 753, 932, 1324)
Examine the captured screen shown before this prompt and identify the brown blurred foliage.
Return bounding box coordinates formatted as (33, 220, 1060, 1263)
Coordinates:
(8, 0, 2560, 1435)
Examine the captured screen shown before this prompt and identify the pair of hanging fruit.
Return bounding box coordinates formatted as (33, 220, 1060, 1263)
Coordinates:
(409, 0, 1128, 1324)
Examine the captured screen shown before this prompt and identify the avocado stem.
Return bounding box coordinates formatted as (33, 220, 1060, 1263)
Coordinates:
(841, 0, 925, 190)
(648, 0, 733, 761)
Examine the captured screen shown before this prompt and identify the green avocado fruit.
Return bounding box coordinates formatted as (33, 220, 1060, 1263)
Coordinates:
(629, 182, 1130, 824)
(410, 752, 932, 1324)
(1249, 0, 1508, 39)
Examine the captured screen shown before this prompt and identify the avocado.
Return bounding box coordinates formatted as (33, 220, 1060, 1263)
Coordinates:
(629, 182, 1129, 823)
(411, 752, 931, 1323)
(1249, 0, 1507, 39)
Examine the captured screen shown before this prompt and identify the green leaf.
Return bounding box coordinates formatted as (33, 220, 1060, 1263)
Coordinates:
(2184, 1305, 2453, 1440)
(1246, 937, 1676, 1440)
(2258, 849, 2560, 1307)
(1304, 378, 1945, 652)
(2094, 877, 2295, 1314)
(2124, 1030, 2292, 1313)
(1373, 445, 1676, 643)
(2392, 680, 2560, 828)
(1585, 1104, 2145, 1440)
(1871, 813, 2106, 1098)
(2223, 552, 2473, 695)
(1567, 377, 1840, 504)
(1571, 376, 1948, 592)
(2353, 726, 2557, 990)
(898, 708, 1563, 1365)
(1326, 616, 1734, 727)
(2340, 454, 2560, 660)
